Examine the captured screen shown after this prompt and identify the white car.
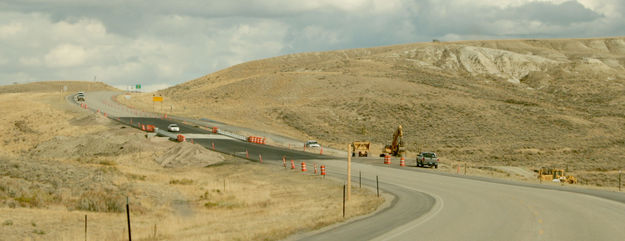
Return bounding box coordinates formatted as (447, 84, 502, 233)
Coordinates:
(305, 140, 321, 148)
(76, 92, 85, 101)
(167, 124, 180, 132)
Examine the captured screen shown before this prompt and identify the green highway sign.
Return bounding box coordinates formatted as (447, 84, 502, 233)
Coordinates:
(136, 84, 141, 89)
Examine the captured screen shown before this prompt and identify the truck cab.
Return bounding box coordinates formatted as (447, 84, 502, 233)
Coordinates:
(417, 152, 439, 168)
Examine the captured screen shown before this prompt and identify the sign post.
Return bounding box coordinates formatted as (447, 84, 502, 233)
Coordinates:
(152, 96, 163, 113)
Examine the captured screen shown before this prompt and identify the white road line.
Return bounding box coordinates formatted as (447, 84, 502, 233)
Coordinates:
(371, 183, 445, 241)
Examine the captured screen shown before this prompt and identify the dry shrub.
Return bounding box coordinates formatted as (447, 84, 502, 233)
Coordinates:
(75, 188, 126, 212)
(0, 157, 132, 212)
(169, 178, 194, 185)
(576, 172, 622, 187)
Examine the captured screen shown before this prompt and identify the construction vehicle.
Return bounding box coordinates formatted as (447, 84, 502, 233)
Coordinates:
(351, 141, 370, 157)
(537, 168, 577, 184)
(380, 125, 406, 157)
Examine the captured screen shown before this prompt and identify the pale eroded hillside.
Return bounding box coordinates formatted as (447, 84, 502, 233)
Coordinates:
(124, 37, 625, 185)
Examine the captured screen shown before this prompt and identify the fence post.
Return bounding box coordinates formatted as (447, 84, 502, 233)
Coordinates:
(359, 171, 362, 188)
(343, 184, 346, 218)
(84, 215, 87, 241)
(376, 175, 379, 198)
(619, 170, 622, 192)
(126, 197, 132, 241)
(464, 162, 467, 175)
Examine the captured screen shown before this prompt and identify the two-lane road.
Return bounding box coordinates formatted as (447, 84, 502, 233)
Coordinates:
(118, 116, 333, 162)
(303, 161, 625, 241)
(81, 91, 625, 241)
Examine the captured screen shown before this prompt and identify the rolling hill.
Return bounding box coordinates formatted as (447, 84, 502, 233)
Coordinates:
(126, 37, 625, 185)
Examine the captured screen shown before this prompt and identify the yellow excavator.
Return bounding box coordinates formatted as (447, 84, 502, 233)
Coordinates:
(538, 168, 578, 184)
(380, 125, 406, 157)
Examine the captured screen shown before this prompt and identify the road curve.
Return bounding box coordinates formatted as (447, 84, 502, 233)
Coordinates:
(313, 161, 625, 241)
(81, 91, 625, 241)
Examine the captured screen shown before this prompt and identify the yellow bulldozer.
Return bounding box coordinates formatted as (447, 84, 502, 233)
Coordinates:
(380, 125, 406, 157)
(351, 141, 370, 157)
(538, 168, 578, 184)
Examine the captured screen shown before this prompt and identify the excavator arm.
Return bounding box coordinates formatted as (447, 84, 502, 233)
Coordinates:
(381, 125, 406, 157)
(391, 125, 403, 153)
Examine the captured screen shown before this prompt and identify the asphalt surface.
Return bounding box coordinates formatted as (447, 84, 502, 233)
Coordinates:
(117, 117, 333, 162)
(80, 91, 625, 241)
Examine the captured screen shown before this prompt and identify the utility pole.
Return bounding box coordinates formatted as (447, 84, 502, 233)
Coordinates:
(347, 144, 351, 201)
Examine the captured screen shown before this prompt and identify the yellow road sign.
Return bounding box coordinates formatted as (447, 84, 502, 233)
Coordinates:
(153, 96, 163, 102)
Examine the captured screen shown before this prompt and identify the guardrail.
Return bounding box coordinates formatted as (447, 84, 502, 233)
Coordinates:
(155, 128, 177, 139)
(216, 129, 247, 142)
(168, 116, 248, 142)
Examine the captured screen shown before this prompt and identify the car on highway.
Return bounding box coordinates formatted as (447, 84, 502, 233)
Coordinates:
(417, 152, 439, 168)
(167, 124, 180, 132)
(76, 92, 85, 101)
(305, 140, 321, 148)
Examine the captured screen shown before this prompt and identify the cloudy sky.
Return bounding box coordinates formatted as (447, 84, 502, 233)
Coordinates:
(0, 0, 623, 91)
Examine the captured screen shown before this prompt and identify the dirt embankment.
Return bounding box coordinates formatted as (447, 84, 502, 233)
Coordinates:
(118, 37, 625, 188)
(0, 88, 382, 240)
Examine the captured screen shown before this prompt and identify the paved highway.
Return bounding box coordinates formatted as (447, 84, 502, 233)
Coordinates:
(117, 117, 333, 162)
(308, 161, 625, 241)
(80, 91, 625, 241)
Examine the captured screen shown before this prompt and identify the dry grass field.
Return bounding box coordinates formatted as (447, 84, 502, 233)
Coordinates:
(118, 37, 625, 188)
(0, 82, 382, 241)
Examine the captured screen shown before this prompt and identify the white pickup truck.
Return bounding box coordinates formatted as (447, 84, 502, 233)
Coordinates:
(305, 140, 321, 148)
(417, 152, 439, 168)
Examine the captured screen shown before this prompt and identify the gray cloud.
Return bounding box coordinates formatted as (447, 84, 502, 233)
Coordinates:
(504, 1, 603, 25)
(0, 0, 622, 90)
